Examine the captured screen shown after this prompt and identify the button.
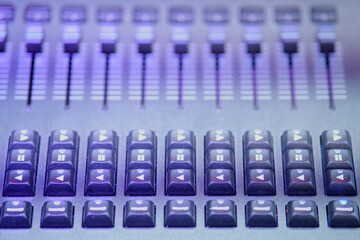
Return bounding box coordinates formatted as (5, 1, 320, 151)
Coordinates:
(49, 130, 78, 150)
(166, 130, 195, 150)
(127, 149, 155, 170)
(82, 200, 114, 228)
(3, 170, 35, 196)
(45, 169, 76, 196)
(125, 169, 155, 196)
(166, 169, 196, 196)
(48, 149, 76, 170)
(285, 169, 316, 196)
(275, 7, 300, 23)
(204, 130, 234, 151)
(88, 130, 117, 150)
(123, 200, 155, 227)
(284, 149, 313, 169)
(312, 6, 337, 23)
(127, 130, 156, 150)
(246, 200, 278, 227)
(133, 7, 157, 23)
(7, 149, 37, 171)
(325, 169, 357, 196)
(282, 129, 312, 150)
(206, 149, 234, 170)
(323, 149, 353, 170)
(25, 6, 50, 22)
(328, 200, 360, 228)
(166, 149, 195, 170)
(321, 130, 352, 150)
(0, 6, 14, 21)
(243, 130, 273, 150)
(245, 149, 274, 170)
(286, 200, 319, 228)
(41, 201, 73, 228)
(88, 149, 116, 170)
(206, 169, 236, 196)
(169, 7, 193, 24)
(204, 7, 228, 24)
(245, 169, 276, 196)
(0, 201, 32, 228)
(62, 7, 86, 22)
(85, 169, 116, 196)
(205, 200, 237, 227)
(165, 200, 196, 227)
(241, 6, 265, 24)
(9, 130, 40, 151)
(98, 7, 122, 23)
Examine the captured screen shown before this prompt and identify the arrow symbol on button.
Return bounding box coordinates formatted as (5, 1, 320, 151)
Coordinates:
(255, 134, 263, 141)
(216, 135, 224, 141)
(96, 174, 104, 181)
(56, 175, 65, 181)
(256, 174, 265, 181)
(99, 134, 108, 141)
(336, 174, 344, 181)
(297, 174, 305, 181)
(333, 135, 342, 141)
(136, 174, 145, 181)
(216, 174, 224, 181)
(20, 135, 29, 141)
(177, 174, 185, 181)
(60, 135, 69, 141)
(293, 134, 302, 141)
(177, 134, 186, 141)
(138, 134, 147, 141)
(15, 175, 23, 181)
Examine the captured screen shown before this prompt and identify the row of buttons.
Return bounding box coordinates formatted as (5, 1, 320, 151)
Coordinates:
(2, 129, 357, 197)
(0, 199, 359, 228)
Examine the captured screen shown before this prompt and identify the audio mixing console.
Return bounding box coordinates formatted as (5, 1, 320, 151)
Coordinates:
(0, 0, 359, 240)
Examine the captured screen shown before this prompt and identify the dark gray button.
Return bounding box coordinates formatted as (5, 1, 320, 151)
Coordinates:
(165, 200, 196, 227)
(243, 130, 273, 150)
(204, 7, 228, 23)
(246, 200, 278, 227)
(246, 169, 276, 196)
(41, 201, 73, 228)
(125, 169, 155, 196)
(205, 130, 234, 151)
(205, 200, 236, 227)
(48, 149, 76, 170)
(0, 201, 32, 228)
(240, 6, 264, 23)
(133, 7, 157, 23)
(62, 7, 86, 22)
(98, 7, 122, 23)
(245, 149, 274, 170)
(169, 7, 193, 24)
(321, 130, 352, 150)
(325, 169, 357, 196)
(45, 169, 76, 196)
(287, 200, 319, 228)
(7, 149, 37, 171)
(282, 130, 312, 150)
(50, 130, 78, 150)
(275, 7, 300, 23)
(284, 149, 313, 169)
(285, 169, 316, 196)
(166, 149, 195, 170)
(206, 149, 234, 170)
(127, 149, 155, 170)
(85, 169, 116, 196)
(328, 200, 360, 228)
(312, 6, 337, 23)
(206, 169, 236, 196)
(166, 130, 195, 150)
(166, 169, 196, 196)
(88, 149, 116, 170)
(88, 130, 117, 150)
(3, 170, 35, 196)
(123, 200, 155, 227)
(10, 129, 40, 151)
(323, 149, 353, 170)
(127, 130, 156, 150)
(82, 200, 114, 228)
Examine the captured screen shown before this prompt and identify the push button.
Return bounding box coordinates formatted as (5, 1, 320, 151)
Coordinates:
(282, 129, 312, 150)
(3, 169, 35, 196)
(204, 130, 234, 151)
(82, 200, 115, 228)
(323, 149, 353, 170)
(127, 130, 156, 150)
(9, 129, 40, 151)
(245, 149, 274, 170)
(41, 201, 74, 228)
(205, 200, 237, 227)
(88, 149, 116, 170)
(7, 149, 37, 171)
(286, 200, 319, 228)
(165, 200, 196, 227)
(284, 149, 313, 169)
(243, 130, 273, 149)
(85, 169, 116, 196)
(166, 130, 195, 150)
(245, 169, 276, 196)
(88, 130, 117, 150)
(246, 200, 278, 227)
(166, 169, 196, 196)
(45, 169, 76, 196)
(325, 169, 357, 196)
(321, 130, 352, 150)
(48, 149, 76, 170)
(0, 201, 32, 228)
(328, 200, 360, 228)
(206, 149, 234, 170)
(49, 130, 78, 150)
(166, 149, 195, 170)
(127, 149, 155, 170)
(125, 169, 155, 196)
(123, 200, 155, 228)
(206, 169, 236, 196)
(285, 169, 316, 196)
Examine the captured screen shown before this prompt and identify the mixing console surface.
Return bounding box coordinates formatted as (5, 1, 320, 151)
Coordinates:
(0, 0, 360, 239)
